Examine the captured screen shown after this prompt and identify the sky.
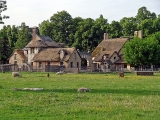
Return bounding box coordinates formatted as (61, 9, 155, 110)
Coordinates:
(1, 0, 160, 29)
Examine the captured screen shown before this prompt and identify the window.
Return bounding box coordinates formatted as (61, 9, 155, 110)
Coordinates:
(124, 64, 127, 68)
(70, 62, 73, 68)
(47, 62, 50, 66)
(39, 62, 42, 68)
(97, 63, 100, 68)
(31, 62, 33, 66)
(60, 62, 63, 66)
(105, 54, 109, 58)
(14, 54, 17, 60)
(103, 54, 109, 61)
(14, 61, 17, 64)
(114, 56, 116, 60)
(77, 62, 79, 68)
(31, 48, 34, 54)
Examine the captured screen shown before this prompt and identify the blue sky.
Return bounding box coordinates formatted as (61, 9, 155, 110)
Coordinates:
(1, 0, 160, 29)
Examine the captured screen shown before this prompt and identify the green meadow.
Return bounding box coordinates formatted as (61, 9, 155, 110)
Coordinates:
(0, 72, 160, 120)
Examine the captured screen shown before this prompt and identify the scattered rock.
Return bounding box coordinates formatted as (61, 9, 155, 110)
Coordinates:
(77, 88, 90, 92)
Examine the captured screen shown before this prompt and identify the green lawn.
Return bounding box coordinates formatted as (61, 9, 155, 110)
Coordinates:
(0, 72, 160, 120)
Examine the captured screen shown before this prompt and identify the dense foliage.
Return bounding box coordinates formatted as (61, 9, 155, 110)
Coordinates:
(0, 6, 160, 64)
(123, 31, 160, 66)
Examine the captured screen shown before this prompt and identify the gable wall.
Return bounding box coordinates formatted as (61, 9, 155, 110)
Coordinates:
(67, 50, 81, 69)
(110, 52, 120, 63)
(9, 52, 23, 68)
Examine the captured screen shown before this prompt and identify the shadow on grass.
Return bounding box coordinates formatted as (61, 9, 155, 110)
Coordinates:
(18, 88, 160, 96)
(90, 89, 160, 95)
(36, 76, 46, 77)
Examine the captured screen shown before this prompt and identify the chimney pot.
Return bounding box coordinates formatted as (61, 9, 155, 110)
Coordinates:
(104, 33, 108, 40)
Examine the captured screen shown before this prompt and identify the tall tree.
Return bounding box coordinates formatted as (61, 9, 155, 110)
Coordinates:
(39, 20, 52, 36)
(93, 14, 109, 41)
(120, 17, 137, 37)
(108, 20, 122, 38)
(73, 18, 95, 51)
(14, 23, 31, 49)
(0, 26, 10, 64)
(5, 25, 13, 55)
(153, 17, 160, 32)
(70, 17, 84, 47)
(123, 33, 160, 66)
(50, 10, 73, 45)
(138, 19, 154, 37)
(10, 25, 18, 50)
(136, 6, 156, 24)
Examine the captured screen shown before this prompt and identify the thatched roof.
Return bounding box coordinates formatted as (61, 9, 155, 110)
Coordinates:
(92, 38, 128, 57)
(93, 51, 117, 62)
(15, 49, 27, 60)
(92, 38, 128, 62)
(32, 48, 75, 62)
(8, 49, 27, 60)
(25, 35, 61, 48)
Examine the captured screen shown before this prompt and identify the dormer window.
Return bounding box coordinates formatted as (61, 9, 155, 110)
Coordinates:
(105, 54, 109, 58)
(31, 48, 34, 54)
(103, 54, 109, 60)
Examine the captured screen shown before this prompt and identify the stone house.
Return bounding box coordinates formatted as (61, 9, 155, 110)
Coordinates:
(8, 27, 81, 72)
(91, 33, 130, 72)
(31, 47, 81, 72)
(92, 31, 143, 72)
(8, 49, 27, 71)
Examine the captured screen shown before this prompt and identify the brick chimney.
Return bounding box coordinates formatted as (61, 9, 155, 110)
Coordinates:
(104, 33, 109, 40)
(134, 30, 143, 39)
(31, 26, 39, 40)
(138, 30, 143, 39)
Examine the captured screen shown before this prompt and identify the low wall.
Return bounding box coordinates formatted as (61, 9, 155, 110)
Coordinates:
(64, 68, 79, 73)
(135, 71, 154, 76)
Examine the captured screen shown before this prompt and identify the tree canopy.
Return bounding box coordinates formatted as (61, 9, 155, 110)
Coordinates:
(0, 0, 9, 24)
(123, 32, 160, 66)
(0, 6, 160, 64)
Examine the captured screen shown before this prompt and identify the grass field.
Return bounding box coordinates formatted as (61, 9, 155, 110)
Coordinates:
(0, 72, 160, 120)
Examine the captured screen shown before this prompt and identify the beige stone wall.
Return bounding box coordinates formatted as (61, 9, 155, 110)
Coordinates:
(63, 61, 69, 68)
(33, 61, 60, 68)
(127, 64, 130, 70)
(28, 48, 41, 64)
(28, 48, 35, 64)
(31, 49, 81, 70)
(118, 49, 123, 56)
(134, 30, 143, 39)
(110, 52, 120, 63)
(67, 50, 81, 69)
(9, 52, 23, 68)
